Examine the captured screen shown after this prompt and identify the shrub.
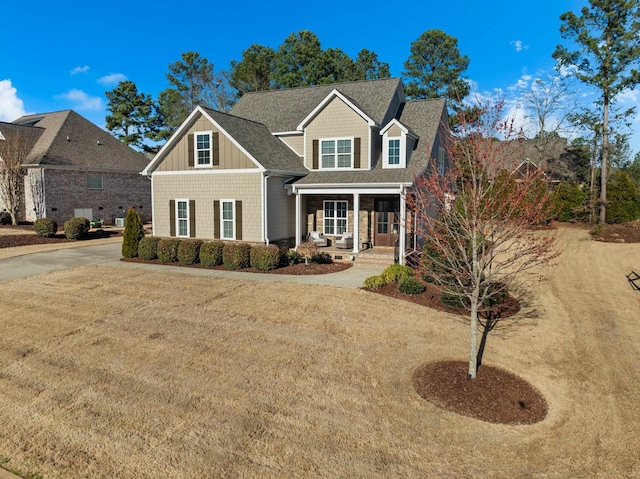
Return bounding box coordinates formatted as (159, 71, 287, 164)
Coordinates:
(364, 275, 386, 289)
(281, 249, 303, 267)
(441, 290, 469, 308)
(553, 181, 586, 222)
(178, 240, 203, 265)
(481, 282, 509, 309)
(222, 242, 251, 270)
(137, 237, 161, 261)
(250, 244, 281, 271)
(63, 217, 90, 239)
(398, 277, 426, 295)
(381, 264, 413, 284)
(200, 241, 224, 267)
(309, 252, 332, 264)
(421, 238, 451, 283)
(157, 239, 180, 263)
(122, 207, 145, 258)
(33, 218, 58, 237)
(0, 212, 12, 225)
(297, 241, 318, 265)
(606, 171, 640, 224)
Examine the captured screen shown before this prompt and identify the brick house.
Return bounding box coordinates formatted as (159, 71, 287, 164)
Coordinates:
(0, 110, 151, 224)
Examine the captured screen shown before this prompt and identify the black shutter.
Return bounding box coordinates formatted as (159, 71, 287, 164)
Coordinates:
(312, 139, 319, 169)
(189, 200, 196, 238)
(169, 200, 176, 236)
(235, 201, 242, 240)
(354, 138, 361, 169)
(212, 132, 219, 166)
(188, 134, 194, 167)
(213, 200, 220, 239)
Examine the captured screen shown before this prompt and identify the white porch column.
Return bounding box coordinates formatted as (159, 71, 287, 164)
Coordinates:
(295, 192, 302, 248)
(399, 189, 406, 265)
(352, 192, 360, 254)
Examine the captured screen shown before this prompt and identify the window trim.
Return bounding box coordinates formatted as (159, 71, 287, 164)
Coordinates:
(319, 137, 354, 170)
(323, 200, 348, 236)
(194, 130, 213, 168)
(176, 198, 190, 238)
(87, 174, 103, 190)
(220, 199, 236, 240)
(383, 135, 405, 169)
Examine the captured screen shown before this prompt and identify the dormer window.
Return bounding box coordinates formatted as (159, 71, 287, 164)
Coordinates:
(388, 139, 401, 166)
(321, 138, 353, 169)
(380, 119, 416, 169)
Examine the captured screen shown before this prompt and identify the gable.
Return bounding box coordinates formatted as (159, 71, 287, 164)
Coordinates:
(155, 113, 258, 172)
(304, 96, 371, 170)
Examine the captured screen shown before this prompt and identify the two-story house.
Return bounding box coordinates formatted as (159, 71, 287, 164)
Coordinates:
(142, 78, 449, 264)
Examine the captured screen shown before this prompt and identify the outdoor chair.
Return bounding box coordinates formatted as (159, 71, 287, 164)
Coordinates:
(309, 231, 327, 247)
(335, 232, 353, 249)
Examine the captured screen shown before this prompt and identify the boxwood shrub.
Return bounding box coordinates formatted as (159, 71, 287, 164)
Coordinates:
(138, 237, 161, 261)
(281, 249, 303, 267)
(381, 264, 413, 284)
(250, 244, 281, 271)
(157, 239, 181, 263)
(178, 239, 203, 265)
(222, 242, 251, 270)
(34, 218, 58, 237)
(63, 217, 90, 239)
(200, 241, 224, 267)
(398, 277, 426, 295)
(309, 252, 332, 264)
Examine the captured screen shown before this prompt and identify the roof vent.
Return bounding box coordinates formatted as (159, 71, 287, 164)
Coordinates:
(96, 140, 101, 145)
(66, 136, 70, 141)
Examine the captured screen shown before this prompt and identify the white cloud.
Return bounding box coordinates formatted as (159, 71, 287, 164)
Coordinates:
(510, 40, 530, 53)
(55, 89, 102, 111)
(98, 73, 127, 86)
(0, 79, 27, 121)
(71, 65, 90, 75)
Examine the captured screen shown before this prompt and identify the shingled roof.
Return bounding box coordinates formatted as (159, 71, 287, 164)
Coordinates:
(230, 77, 403, 132)
(202, 108, 307, 174)
(292, 98, 447, 185)
(11, 110, 149, 172)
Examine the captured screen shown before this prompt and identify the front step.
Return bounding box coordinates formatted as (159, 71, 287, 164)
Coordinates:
(354, 249, 396, 267)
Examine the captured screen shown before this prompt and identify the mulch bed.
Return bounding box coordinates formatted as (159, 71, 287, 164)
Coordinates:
(120, 257, 352, 275)
(413, 360, 548, 424)
(0, 229, 122, 248)
(592, 222, 640, 243)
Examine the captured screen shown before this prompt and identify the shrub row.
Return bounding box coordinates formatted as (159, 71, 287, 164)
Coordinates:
(364, 264, 419, 292)
(133, 238, 321, 271)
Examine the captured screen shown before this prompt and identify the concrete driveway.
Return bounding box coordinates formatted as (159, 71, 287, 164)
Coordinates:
(0, 241, 383, 287)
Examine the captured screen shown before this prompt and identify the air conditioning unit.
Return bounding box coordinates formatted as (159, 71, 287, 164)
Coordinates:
(115, 217, 125, 227)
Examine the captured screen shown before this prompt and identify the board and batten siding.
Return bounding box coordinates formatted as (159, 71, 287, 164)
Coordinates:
(156, 113, 258, 172)
(266, 176, 296, 242)
(304, 97, 371, 170)
(152, 172, 263, 241)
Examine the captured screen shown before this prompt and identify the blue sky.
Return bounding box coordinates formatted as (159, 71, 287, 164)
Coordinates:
(1, 0, 638, 156)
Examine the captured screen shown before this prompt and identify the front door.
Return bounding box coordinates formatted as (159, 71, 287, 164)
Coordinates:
(374, 198, 399, 247)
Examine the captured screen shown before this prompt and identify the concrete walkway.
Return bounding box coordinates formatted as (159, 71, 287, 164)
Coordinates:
(0, 241, 385, 288)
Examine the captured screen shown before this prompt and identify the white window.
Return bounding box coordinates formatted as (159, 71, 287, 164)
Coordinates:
(221, 200, 235, 240)
(321, 138, 352, 169)
(87, 174, 103, 190)
(176, 199, 189, 237)
(195, 131, 212, 167)
(438, 147, 446, 176)
(323, 200, 348, 235)
(388, 138, 400, 165)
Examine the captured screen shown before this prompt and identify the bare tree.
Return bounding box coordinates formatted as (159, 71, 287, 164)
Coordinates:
(0, 130, 30, 225)
(408, 99, 562, 379)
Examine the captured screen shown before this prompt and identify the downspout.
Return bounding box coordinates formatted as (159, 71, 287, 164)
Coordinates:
(263, 171, 271, 244)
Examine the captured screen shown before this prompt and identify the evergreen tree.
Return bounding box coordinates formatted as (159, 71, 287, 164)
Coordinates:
(122, 207, 145, 258)
(553, 0, 640, 224)
(230, 44, 276, 95)
(403, 30, 470, 109)
(105, 80, 155, 152)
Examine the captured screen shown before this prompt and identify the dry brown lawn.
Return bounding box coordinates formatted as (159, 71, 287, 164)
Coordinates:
(1, 226, 640, 478)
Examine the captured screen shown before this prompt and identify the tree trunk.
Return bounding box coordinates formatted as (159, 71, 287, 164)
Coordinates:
(468, 299, 478, 379)
(600, 95, 608, 224)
